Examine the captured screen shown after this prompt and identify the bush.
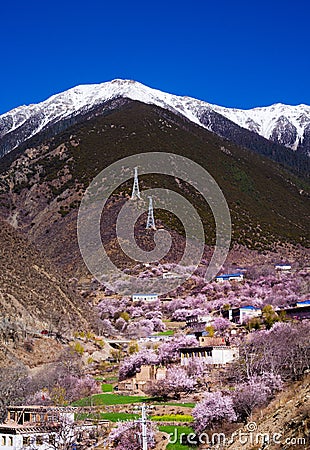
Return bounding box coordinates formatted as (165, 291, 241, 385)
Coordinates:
(23, 339, 34, 352)
(71, 342, 84, 355)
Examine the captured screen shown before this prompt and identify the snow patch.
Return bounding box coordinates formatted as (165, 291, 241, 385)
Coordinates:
(1, 79, 309, 154)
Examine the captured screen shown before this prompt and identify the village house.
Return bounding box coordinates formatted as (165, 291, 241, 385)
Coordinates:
(198, 335, 228, 347)
(139, 334, 172, 343)
(186, 314, 212, 328)
(0, 406, 103, 450)
(132, 293, 158, 302)
(223, 305, 262, 324)
(215, 273, 244, 283)
(159, 297, 173, 302)
(162, 271, 181, 279)
(296, 299, 310, 308)
(180, 345, 239, 366)
(117, 365, 167, 394)
(275, 264, 291, 273)
(0, 406, 74, 450)
(280, 304, 310, 320)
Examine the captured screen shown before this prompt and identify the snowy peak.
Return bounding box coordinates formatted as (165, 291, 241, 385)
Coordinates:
(0, 79, 310, 159)
(0, 79, 204, 144)
(210, 102, 310, 151)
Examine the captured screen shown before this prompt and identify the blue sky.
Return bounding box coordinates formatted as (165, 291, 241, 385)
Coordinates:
(1, 0, 309, 114)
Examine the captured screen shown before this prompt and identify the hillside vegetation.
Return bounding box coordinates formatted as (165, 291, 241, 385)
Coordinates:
(226, 375, 310, 450)
(0, 218, 92, 341)
(0, 101, 308, 277)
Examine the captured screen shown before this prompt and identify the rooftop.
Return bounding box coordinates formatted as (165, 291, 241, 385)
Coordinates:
(240, 305, 261, 310)
(216, 273, 243, 278)
(180, 345, 236, 353)
(132, 293, 158, 296)
(7, 405, 75, 411)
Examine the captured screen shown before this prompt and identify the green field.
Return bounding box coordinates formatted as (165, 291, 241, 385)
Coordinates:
(99, 412, 139, 421)
(154, 330, 175, 336)
(158, 425, 197, 449)
(101, 383, 114, 392)
(73, 393, 149, 406)
(74, 391, 196, 408)
(76, 411, 139, 422)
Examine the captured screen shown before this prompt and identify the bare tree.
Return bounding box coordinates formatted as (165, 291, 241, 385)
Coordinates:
(0, 365, 28, 423)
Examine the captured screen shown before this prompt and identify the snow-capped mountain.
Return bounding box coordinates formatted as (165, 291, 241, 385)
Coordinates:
(1, 79, 310, 158)
(210, 102, 310, 152)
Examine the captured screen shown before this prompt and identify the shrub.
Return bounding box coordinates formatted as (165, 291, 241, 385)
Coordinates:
(71, 342, 84, 355)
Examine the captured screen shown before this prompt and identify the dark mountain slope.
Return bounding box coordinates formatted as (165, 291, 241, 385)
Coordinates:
(0, 218, 92, 335)
(198, 108, 310, 179)
(0, 100, 308, 275)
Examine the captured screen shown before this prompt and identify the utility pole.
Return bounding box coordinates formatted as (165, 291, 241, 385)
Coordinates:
(131, 167, 141, 200)
(146, 196, 156, 230)
(141, 403, 148, 450)
(133, 403, 154, 450)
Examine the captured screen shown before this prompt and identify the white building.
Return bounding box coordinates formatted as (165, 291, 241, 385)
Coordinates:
(296, 300, 310, 308)
(275, 264, 291, 272)
(186, 314, 212, 327)
(180, 346, 239, 366)
(162, 272, 181, 279)
(228, 305, 262, 324)
(216, 273, 244, 283)
(132, 293, 158, 302)
(212, 346, 239, 365)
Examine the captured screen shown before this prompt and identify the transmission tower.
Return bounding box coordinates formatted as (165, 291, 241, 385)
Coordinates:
(131, 167, 141, 200)
(146, 196, 156, 230)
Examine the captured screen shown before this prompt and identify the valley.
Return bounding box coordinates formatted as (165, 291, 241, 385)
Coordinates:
(0, 81, 309, 450)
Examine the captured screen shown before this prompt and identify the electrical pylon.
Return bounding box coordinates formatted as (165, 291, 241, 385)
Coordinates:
(146, 196, 156, 230)
(131, 167, 141, 200)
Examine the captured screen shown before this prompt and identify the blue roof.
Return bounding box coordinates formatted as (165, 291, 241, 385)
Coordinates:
(216, 273, 243, 278)
(240, 305, 259, 310)
(297, 300, 310, 304)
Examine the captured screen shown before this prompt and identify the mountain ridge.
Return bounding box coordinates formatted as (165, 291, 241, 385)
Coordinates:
(1, 79, 310, 161)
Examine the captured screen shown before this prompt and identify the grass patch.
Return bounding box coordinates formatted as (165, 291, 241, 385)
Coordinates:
(101, 383, 114, 392)
(76, 412, 139, 422)
(158, 425, 197, 449)
(152, 414, 193, 422)
(73, 393, 149, 406)
(100, 412, 139, 422)
(154, 330, 175, 336)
